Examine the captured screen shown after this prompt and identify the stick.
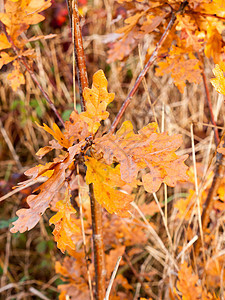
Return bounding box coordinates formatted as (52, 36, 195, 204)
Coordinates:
(109, 1, 188, 134)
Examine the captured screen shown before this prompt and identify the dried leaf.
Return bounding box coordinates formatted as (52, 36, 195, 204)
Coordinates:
(80, 70, 115, 134)
(50, 189, 80, 253)
(211, 64, 225, 96)
(85, 157, 135, 216)
(177, 261, 202, 300)
(95, 121, 188, 193)
(11, 145, 80, 233)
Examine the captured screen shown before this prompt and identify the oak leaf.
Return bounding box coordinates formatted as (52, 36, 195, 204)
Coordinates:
(7, 67, 25, 91)
(156, 44, 202, 93)
(211, 64, 225, 96)
(177, 261, 202, 300)
(80, 70, 115, 134)
(85, 157, 135, 216)
(95, 121, 188, 193)
(10, 145, 80, 233)
(36, 122, 72, 149)
(49, 189, 81, 253)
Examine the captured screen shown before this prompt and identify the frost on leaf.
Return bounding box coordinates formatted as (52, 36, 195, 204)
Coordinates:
(10, 145, 80, 233)
(211, 64, 225, 96)
(85, 157, 135, 216)
(49, 189, 81, 253)
(80, 70, 115, 134)
(95, 121, 188, 193)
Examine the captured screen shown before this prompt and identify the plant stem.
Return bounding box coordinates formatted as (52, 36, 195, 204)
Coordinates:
(90, 184, 106, 300)
(199, 55, 219, 145)
(109, 1, 188, 134)
(0, 22, 65, 128)
(194, 151, 224, 257)
(66, 2, 106, 298)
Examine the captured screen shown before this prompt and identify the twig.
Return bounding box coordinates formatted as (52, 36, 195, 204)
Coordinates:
(90, 184, 106, 300)
(0, 177, 46, 203)
(72, 0, 88, 111)
(194, 150, 224, 256)
(200, 55, 220, 145)
(109, 1, 189, 134)
(65, 2, 106, 298)
(104, 256, 122, 300)
(0, 22, 65, 128)
(77, 169, 94, 300)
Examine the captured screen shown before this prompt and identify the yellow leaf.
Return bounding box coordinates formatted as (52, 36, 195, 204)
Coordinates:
(85, 157, 135, 216)
(50, 189, 80, 253)
(36, 122, 72, 148)
(80, 70, 114, 134)
(0, 33, 11, 51)
(7, 68, 25, 91)
(211, 64, 225, 96)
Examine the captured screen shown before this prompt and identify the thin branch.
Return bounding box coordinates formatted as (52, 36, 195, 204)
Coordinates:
(109, 1, 188, 134)
(90, 184, 106, 300)
(194, 149, 224, 257)
(199, 54, 220, 145)
(0, 22, 65, 128)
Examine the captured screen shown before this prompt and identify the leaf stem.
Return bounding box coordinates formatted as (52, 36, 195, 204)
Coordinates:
(109, 1, 188, 134)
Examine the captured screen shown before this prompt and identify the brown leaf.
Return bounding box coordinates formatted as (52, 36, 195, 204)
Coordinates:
(95, 121, 188, 193)
(11, 145, 80, 233)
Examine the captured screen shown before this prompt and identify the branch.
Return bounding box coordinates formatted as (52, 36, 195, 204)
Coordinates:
(194, 151, 224, 256)
(109, 1, 188, 134)
(66, 0, 88, 111)
(0, 22, 65, 128)
(199, 54, 220, 145)
(90, 184, 106, 300)
(66, 2, 105, 298)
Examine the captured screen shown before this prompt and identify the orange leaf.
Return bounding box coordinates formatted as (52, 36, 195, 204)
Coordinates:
(36, 122, 72, 149)
(177, 261, 202, 300)
(80, 70, 115, 134)
(85, 157, 135, 216)
(211, 64, 225, 96)
(7, 68, 25, 91)
(10, 145, 80, 233)
(0, 33, 11, 50)
(50, 189, 80, 253)
(95, 121, 188, 193)
(0, 52, 17, 69)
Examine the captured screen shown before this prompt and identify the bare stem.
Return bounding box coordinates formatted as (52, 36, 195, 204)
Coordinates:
(109, 1, 188, 134)
(199, 55, 220, 145)
(1, 22, 65, 127)
(90, 184, 106, 300)
(65, 1, 105, 298)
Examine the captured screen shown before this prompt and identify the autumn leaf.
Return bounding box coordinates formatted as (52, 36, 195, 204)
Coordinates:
(10, 145, 81, 233)
(95, 121, 188, 193)
(0, 33, 11, 51)
(7, 67, 25, 91)
(36, 122, 72, 149)
(211, 64, 225, 96)
(0, 52, 17, 69)
(85, 157, 135, 216)
(50, 188, 81, 253)
(177, 261, 202, 300)
(156, 44, 202, 93)
(80, 70, 115, 134)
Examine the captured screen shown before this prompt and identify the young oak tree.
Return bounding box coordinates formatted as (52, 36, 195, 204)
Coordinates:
(2, 0, 225, 299)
